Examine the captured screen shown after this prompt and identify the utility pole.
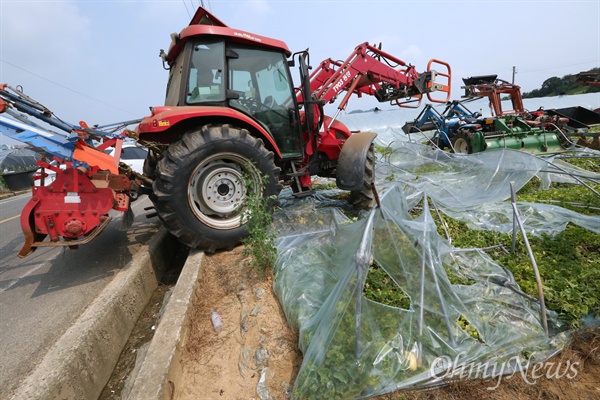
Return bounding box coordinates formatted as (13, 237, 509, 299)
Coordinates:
(512, 66, 517, 84)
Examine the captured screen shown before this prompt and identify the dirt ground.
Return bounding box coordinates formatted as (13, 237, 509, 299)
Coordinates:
(178, 247, 600, 400)
(376, 330, 600, 400)
(179, 246, 302, 400)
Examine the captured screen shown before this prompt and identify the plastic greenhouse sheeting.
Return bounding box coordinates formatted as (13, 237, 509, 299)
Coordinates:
(373, 142, 600, 236)
(272, 137, 599, 399)
(0, 147, 40, 174)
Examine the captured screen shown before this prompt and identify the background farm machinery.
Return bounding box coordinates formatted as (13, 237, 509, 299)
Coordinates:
(403, 74, 600, 153)
(401, 100, 565, 154)
(461, 74, 600, 150)
(575, 69, 600, 94)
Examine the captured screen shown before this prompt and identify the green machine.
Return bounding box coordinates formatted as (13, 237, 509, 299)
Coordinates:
(474, 115, 565, 153)
(403, 101, 566, 154)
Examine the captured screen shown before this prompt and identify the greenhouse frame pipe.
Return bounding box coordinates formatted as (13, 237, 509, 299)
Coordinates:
(355, 209, 377, 359)
(421, 198, 456, 347)
(404, 126, 456, 152)
(538, 199, 600, 211)
(430, 198, 452, 243)
(541, 158, 600, 198)
(424, 238, 456, 347)
(550, 124, 577, 148)
(451, 244, 509, 254)
(510, 182, 549, 336)
(537, 169, 600, 185)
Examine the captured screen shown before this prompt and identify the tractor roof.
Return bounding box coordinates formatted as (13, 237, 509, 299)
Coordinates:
(166, 7, 291, 63)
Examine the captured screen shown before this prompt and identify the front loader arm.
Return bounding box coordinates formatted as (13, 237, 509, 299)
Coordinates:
(309, 42, 451, 112)
(291, 43, 452, 191)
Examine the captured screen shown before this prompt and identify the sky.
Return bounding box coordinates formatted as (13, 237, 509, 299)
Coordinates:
(1, 0, 599, 136)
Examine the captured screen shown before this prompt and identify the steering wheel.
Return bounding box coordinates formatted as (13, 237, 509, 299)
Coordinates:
(236, 95, 265, 113)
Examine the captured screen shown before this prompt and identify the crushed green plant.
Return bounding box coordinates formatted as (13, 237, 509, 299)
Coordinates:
(366, 156, 600, 329)
(240, 164, 279, 276)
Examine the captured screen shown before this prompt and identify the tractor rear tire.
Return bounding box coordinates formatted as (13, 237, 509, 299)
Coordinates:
(451, 129, 474, 154)
(349, 144, 375, 208)
(152, 124, 282, 252)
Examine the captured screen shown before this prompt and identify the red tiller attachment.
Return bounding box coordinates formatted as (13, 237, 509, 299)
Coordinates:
(73, 138, 121, 174)
(18, 167, 131, 258)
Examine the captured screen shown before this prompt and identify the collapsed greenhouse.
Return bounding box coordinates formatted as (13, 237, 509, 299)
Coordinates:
(269, 102, 600, 399)
(0, 147, 40, 191)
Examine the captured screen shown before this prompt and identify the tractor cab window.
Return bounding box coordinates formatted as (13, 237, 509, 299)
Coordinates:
(187, 41, 225, 103)
(228, 46, 301, 157)
(164, 54, 183, 106)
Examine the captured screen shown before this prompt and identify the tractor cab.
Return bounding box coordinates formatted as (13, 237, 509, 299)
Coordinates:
(161, 9, 303, 159)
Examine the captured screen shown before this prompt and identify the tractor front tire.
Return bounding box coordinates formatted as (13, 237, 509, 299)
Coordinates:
(152, 124, 281, 252)
(451, 129, 474, 154)
(349, 144, 375, 208)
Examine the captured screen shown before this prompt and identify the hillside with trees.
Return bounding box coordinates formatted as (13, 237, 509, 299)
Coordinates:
(523, 68, 600, 98)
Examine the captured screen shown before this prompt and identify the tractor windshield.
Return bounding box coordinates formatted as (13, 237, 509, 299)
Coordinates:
(227, 46, 301, 157)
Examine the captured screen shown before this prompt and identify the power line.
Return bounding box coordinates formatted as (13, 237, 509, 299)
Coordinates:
(0, 58, 137, 117)
(182, 0, 192, 18)
(517, 59, 598, 74)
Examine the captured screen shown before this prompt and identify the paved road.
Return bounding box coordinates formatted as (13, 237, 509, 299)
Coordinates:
(0, 193, 159, 398)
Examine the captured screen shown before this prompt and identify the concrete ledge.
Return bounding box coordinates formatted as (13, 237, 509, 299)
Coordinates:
(0, 189, 30, 200)
(11, 227, 177, 400)
(124, 249, 204, 400)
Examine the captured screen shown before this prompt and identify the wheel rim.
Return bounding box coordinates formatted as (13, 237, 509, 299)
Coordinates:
(188, 152, 260, 229)
(454, 138, 469, 154)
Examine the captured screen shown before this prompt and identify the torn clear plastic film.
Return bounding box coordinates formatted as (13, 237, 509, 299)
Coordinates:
(271, 137, 599, 399)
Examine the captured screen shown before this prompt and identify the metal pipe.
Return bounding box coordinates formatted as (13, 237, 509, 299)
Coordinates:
(418, 244, 427, 340)
(541, 158, 600, 198)
(426, 243, 456, 347)
(537, 199, 600, 211)
(510, 182, 549, 336)
(404, 126, 443, 149)
(355, 260, 364, 359)
(355, 210, 377, 359)
(452, 243, 509, 254)
(421, 198, 456, 346)
(537, 169, 600, 183)
(549, 123, 577, 148)
(430, 198, 452, 243)
(511, 200, 518, 253)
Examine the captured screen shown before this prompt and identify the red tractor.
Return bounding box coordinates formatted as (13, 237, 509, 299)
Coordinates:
(6, 6, 451, 256)
(133, 7, 450, 252)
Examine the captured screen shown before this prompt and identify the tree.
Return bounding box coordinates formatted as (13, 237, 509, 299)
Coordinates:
(523, 69, 600, 98)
